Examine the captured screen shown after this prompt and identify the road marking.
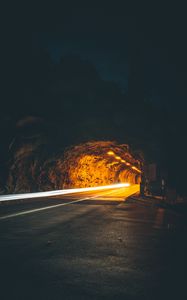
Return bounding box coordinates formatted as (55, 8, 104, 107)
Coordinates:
(0, 188, 126, 221)
(0, 198, 90, 220)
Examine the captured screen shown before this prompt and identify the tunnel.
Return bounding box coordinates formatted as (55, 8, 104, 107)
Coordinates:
(6, 139, 143, 193)
(61, 141, 142, 188)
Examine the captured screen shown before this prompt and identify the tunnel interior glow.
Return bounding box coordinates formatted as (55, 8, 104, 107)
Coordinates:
(61, 141, 142, 188)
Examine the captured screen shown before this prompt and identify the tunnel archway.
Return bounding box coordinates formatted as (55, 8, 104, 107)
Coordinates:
(61, 141, 142, 188)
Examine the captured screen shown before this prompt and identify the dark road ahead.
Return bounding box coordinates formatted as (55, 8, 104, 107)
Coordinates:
(0, 187, 187, 300)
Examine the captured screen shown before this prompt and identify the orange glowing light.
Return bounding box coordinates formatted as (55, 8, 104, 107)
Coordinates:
(107, 151, 115, 155)
(61, 141, 142, 187)
(131, 166, 141, 173)
(115, 156, 121, 160)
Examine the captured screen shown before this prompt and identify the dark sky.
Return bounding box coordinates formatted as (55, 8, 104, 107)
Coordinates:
(34, 32, 129, 90)
(28, 2, 187, 111)
(2, 1, 187, 113)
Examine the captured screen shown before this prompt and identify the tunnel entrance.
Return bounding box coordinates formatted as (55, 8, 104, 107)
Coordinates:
(61, 141, 142, 188)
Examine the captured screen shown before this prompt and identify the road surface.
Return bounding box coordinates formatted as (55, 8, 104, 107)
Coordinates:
(0, 184, 187, 300)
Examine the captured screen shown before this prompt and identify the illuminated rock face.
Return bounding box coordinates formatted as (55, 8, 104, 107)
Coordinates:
(63, 154, 116, 188)
(61, 141, 142, 188)
(7, 139, 142, 192)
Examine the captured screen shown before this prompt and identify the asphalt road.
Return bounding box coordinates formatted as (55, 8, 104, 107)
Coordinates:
(0, 185, 187, 300)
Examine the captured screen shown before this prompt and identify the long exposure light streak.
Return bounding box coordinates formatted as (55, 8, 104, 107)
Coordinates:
(0, 183, 130, 202)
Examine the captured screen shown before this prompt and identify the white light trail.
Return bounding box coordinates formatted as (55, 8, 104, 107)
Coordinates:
(0, 186, 129, 220)
(0, 183, 130, 202)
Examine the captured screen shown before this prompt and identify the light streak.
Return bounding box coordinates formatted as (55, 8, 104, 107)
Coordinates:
(0, 183, 130, 202)
(0, 185, 135, 220)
